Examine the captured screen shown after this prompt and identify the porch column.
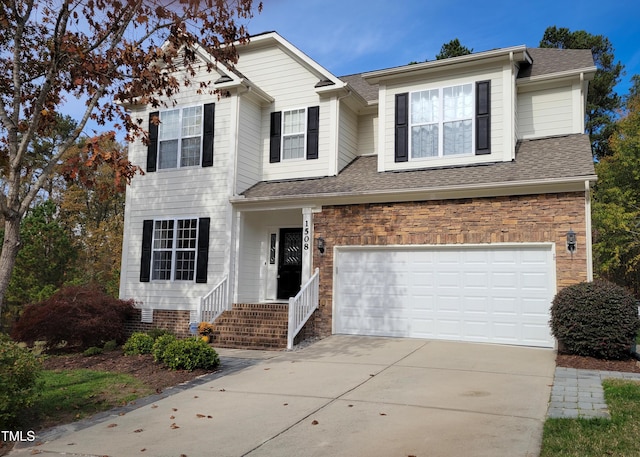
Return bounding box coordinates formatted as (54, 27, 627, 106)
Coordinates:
(301, 207, 314, 283)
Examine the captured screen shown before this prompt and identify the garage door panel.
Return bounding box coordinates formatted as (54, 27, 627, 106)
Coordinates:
(335, 246, 555, 348)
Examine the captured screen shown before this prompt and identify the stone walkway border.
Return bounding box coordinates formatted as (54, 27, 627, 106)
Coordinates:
(548, 367, 640, 419)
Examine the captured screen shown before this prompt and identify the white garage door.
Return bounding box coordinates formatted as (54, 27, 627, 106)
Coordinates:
(334, 245, 556, 347)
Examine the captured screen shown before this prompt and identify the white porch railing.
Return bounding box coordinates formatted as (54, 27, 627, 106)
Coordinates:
(287, 268, 320, 350)
(198, 276, 229, 323)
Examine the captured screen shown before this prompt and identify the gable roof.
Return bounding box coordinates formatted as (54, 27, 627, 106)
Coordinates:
(237, 134, 596, 205)
(518, 48, 595, 79)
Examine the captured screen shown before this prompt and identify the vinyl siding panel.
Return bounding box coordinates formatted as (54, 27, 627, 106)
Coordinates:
(382, 66, 506, 172)
(120, 84, 233, 312)
(236, 97, 262, 193)
(517, 84, 574, 139)
(338, 104, 358, 171)
(358, 113, 377, 156)
(236, 46, 331, 181)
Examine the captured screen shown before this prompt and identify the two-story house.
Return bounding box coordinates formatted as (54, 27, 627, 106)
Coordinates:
(120, 32, 597, 350)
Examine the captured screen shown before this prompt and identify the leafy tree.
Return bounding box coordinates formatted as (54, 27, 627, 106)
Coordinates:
(539, 26, 624, 158)
(0, 0, 261, 317)
(436, 38, 473, 60)
(1, 200, 77, 327)
(625, 74, 640, 108)
(592, 91, 640, 295)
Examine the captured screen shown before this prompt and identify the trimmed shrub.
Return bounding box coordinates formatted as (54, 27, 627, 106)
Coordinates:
(550, 280, 640, 359)
(123, 332, 154, 355)
(11, 286, 136, 351)
(147, 328, 174, 341)
(103, 340, 118, 352)
(83, 346, 103, 357)
(158, 337, 219, 371)
(152, 334, 178, 363)
(0, 334, 42, 429)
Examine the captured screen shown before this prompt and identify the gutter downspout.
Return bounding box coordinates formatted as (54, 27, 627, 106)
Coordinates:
(585, 179, 594, 281)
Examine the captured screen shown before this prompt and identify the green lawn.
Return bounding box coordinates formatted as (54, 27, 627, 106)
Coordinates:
(26, 369, 153, 428)
(541, 379, 640, 457)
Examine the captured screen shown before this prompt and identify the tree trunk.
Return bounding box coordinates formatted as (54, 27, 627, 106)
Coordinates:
(0, 216, 22, 328)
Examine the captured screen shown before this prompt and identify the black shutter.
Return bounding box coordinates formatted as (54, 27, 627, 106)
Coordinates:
(306, 106, 320, 160)
(269, 111, 282, 163)
(395, 93, 409, 162)
(476, 80, 491, 155)
(147, 112, 159, 172)
(202, 103, 215, 167)
(195, 217, 210, 283)
(140, 220, 154, 282)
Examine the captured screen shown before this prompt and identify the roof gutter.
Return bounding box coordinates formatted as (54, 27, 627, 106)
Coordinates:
(230, 174, 598, 208)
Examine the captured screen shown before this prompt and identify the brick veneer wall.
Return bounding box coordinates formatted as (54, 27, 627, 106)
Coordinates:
(125, 309, 193, 339)
(306, 192, 589, 338)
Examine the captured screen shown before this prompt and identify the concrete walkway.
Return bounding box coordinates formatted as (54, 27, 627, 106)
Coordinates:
(10, 336, 556, 457)
(548, 367, 640, 419)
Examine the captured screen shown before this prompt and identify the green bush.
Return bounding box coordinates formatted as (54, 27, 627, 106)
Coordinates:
(83, 346, 103, 357)
(0, 334, 42, 429)
(147, 328, 174, 341)
(550, 280, 640, 359)
(123, 332, 154, 355)
(103, 340, 118, 352)
(158, 337, 219, 371)
(152, 334, 177, 363)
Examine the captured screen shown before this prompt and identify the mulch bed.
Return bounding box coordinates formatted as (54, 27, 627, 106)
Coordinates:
(556, 353, 640, 373)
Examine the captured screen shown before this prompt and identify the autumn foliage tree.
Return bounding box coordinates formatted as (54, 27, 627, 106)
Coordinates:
(0, 0, 261, 317)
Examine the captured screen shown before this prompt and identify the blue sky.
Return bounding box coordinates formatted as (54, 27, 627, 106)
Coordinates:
(245, 0, 640, 94)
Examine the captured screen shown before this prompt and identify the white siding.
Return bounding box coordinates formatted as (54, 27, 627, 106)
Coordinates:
(338, 104, 358, 171)
(235, 46, 332, 181)
(358, 113, 377, 156)
(381, 66, 506, 172)
(236, 97, 262, 194)
(517, 84, 574, 139)
(119, 83, 233, 312)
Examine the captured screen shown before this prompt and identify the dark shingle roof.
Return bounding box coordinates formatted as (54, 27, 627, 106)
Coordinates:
(339, 73, 379, 103)
(518, 48, 595, 78)
(240, 134, 595, 201)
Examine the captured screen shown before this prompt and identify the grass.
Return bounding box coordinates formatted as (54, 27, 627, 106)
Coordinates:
(540, 379, 640, 457)
(24, 369, 153, 428)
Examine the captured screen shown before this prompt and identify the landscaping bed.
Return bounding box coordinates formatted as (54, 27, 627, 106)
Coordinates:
(557, 353, 640, 373)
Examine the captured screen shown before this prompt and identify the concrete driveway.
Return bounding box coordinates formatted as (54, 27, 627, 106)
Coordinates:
(10, 336, 556, 457)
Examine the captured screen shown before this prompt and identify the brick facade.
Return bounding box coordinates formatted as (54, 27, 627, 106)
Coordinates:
(125, 309, 193, 339)
(306, 192, 589, 338)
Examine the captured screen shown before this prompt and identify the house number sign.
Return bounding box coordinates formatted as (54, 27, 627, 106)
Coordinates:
(303, 220, 310, 250)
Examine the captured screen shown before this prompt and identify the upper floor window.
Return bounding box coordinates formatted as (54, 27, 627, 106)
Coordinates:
(411, 84, 473, 158)
(395, 80, 490, 163)
(270, 106, 319, 163)
(147, 103, 215, 172)
(159, 106, 203, 169)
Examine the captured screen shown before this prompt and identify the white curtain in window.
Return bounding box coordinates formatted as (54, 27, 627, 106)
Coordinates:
(159, 109, 180, 139)
(411, 90, 439, 124)
(443, 120, 472, 155)
(443, 84, 472, 121)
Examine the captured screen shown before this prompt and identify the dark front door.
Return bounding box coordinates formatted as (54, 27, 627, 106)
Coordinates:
(277, 228, 303, 300)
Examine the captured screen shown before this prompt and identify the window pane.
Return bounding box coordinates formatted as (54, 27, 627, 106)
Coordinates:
(443, 120, 472, 155)
(175, 251, 195, 280)
(159, 109, 180, 140)
(283, 109, 305, 135)
(411, 90, 439, 124)
(159, 140, 178, 169)
(180, 137, 201, 167)
(177, 219, 198, 249)
(153, 220, 174, 249)
(411, 125, 438, 158)
(152, 251, 172, 280)
(443, 84, 473, 121)
(181, 106, 202, 137)
(283, 134, 304, 160)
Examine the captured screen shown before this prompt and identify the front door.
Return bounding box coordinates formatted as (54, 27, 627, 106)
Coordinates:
(277, 228, 303, 300)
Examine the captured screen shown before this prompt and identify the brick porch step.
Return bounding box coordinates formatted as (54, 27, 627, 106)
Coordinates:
(210, 303, 289, 350)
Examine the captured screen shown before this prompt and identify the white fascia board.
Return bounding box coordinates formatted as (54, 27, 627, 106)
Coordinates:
(230, 175, 598, 210)
(363, 46, 528, 84)
(517, 67, 598, 87)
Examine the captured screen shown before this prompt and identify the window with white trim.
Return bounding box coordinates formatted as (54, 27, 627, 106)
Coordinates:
(410, 83, 474, 158)
(158, 106, 203, 169)
(151, 219, 198, 281)
(282, 108, 306, 160)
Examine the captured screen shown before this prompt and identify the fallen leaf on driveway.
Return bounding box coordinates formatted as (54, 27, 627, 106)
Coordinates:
(379, 413, 387, 416)
(311, 420, 319, 425)
(169, 415, 175, 419)
(170, 423, 180, 429)
(196, 414, 206, 418)
(133, 429, 143, 433)
(107, 424, 117, 428)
